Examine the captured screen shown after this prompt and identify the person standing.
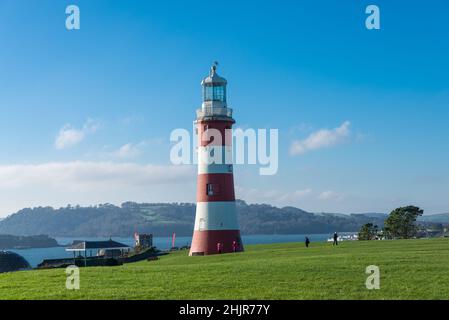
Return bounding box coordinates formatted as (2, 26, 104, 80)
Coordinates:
(217, 242, 222, 254)
(333, 232, 339, 246)
(305, 237, 310, 248)
(232, 240, 238, 253)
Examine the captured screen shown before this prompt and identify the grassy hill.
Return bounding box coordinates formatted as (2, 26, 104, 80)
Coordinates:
(1, 238, 449, 299)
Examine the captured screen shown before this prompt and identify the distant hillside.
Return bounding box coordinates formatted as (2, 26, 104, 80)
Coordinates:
(418, 213, 449, 223)
(0, 201, 390, 237)
(0, 235, 58, 249)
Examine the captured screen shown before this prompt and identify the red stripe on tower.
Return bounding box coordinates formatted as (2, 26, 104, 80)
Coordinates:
(189, 63, 244, 256)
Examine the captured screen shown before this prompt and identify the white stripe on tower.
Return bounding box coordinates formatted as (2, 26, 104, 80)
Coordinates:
(198, 164, 233, 174)
(197, 146, 233, 166)
(194, 202, 239, 231)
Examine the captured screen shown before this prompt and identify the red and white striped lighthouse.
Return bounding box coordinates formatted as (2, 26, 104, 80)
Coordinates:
(189, 64, 244, 256)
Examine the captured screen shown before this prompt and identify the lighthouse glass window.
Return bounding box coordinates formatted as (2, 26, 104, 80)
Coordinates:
(203, 85, 225, 102)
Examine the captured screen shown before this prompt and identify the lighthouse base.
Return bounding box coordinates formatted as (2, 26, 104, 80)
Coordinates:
(189, 230, 244, 256)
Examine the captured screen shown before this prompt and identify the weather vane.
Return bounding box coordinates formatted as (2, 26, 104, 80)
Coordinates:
(211, 61, 219, 74)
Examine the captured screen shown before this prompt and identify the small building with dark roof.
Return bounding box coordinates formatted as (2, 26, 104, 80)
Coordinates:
(66, 239, 130, 266)
(66, 239, 130, 252)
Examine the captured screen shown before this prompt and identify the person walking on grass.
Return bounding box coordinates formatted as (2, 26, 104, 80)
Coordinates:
(232, 240, 238, 253)
(305, 237, 310, 248)
(333, 232, 339, 246)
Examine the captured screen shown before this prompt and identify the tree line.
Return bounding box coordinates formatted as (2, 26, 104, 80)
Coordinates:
(358, 206, 445, 240)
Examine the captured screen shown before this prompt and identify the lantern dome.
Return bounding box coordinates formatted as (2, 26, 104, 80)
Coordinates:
(201, 63, 228, 86)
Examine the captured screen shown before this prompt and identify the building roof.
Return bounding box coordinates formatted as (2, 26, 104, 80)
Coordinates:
(66, 239, 130, 251)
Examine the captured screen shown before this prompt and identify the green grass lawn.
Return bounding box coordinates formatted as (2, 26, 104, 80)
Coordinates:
(1, 238, 449, 300)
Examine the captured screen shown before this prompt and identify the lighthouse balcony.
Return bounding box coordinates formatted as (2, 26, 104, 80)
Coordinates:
(196, 107, 233, 119)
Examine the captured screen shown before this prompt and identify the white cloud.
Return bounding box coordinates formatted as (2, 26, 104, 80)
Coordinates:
(278, 189, 313, 202)
(318, 191, 344, 201)
(119, 115, 144, 127)
(0, 161, 195, 190)
(112, 143, 143, 159)
(0, 161, 196, 217)
(55, 119, 99, 150)
(110, 139, 165, 159)
(290, 121, 351, 155)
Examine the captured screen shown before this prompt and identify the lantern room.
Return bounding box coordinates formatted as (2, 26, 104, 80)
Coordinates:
(201, 63, 228, 109)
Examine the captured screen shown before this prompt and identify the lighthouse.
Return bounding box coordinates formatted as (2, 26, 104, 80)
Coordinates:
(189, 64, 244, 256)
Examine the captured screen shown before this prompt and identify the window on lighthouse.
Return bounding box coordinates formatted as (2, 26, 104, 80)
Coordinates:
(207, 184, 214, 196)
(203, 85, 226, 102)
(199, 218, 206, 231)
(213, 86, 225, 101)
(206, 184, 220, 196)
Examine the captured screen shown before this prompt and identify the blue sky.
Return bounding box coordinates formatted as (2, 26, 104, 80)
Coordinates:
(0, 0, 448, 216)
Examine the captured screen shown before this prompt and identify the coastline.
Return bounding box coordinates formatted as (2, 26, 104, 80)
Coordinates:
(11, 233, 336, 268)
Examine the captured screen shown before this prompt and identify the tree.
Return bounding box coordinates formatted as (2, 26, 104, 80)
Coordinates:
(358, 223, 378, 240)
(384, 206, 424, 239)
